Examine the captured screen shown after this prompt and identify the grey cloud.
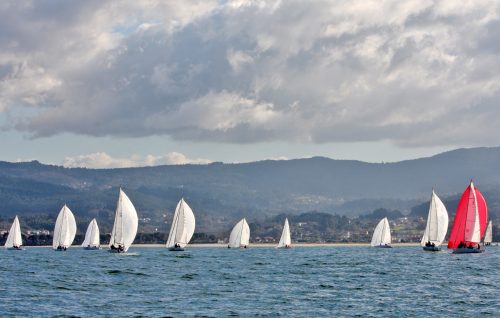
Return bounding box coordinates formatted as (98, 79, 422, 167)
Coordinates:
(1, 0, 500, 148)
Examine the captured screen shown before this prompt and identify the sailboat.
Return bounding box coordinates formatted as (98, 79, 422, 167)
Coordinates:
(371, 217, 391, 248)
(448, 181, 488, 254)
(52, 205, 77, 251)
(166, 198, 196, 251)
(421, 190, 449, 251)
(4, 216, 24, 250)
(109, 188, 138, 253)
(483, 220, 493, 246)
(81, 218, 100, 250)
(228, 218, 250, 248)
(276, 218, 291, 248)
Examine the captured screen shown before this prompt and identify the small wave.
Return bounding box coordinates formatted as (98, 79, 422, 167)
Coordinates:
(121, 252, 140, 256)
(175, 254, 192, 259)
(106, 269, 149, 276)
(181, 273, 198, 280)
(319, 283, 335, 289)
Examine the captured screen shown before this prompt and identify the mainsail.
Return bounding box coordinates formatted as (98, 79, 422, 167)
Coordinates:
(371, 217, 391, 247)
(276, 218, 291, 248)
(166, 198, 196, 249)
(109, 189, 138, 252)
(420, 190, 449, 247)
(5, 216, 22, 248)
(82, 218, 100, 248)
(447, 182, 488, 249)
(228, 218, 250, 248)
(52, 205, 77, 249)
(483, 221, 493, 244)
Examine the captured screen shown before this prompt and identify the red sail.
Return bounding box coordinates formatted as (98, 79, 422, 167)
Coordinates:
(447, 183, 488, 249)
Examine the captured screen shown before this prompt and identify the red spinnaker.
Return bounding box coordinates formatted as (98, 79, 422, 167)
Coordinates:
(447, 183, 488, 249)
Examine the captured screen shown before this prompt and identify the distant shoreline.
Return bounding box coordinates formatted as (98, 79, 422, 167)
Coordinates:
(18, 242, 422, 248)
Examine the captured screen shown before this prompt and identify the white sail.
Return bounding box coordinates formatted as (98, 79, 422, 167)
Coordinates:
(465, 182, 481, 243)
(420, 190, 449, 247)
(5, 216, 22, 248)
(52, 205, 77, 249)
(228, 218, 250, 248)
(166, 198, 196, 249)
(81, 218, 100, 248)
(109, 189, 138, 252)
(277, 218, 291, 248)
(371, 217, 391, 247)
(484, 221, 493, 244)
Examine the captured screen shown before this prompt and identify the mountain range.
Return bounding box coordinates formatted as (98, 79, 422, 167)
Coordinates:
(0, 147, 499, 233)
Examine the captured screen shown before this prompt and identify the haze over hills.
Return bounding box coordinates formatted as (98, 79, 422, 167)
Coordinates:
(0, 147, 499, 234)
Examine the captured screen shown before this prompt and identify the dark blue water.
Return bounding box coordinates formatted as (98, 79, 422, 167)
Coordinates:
(0, 246, 498, 317)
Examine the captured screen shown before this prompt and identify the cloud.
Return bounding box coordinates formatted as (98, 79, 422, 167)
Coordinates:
(1, 1, 500, 148)
(62, 152, 211, 168)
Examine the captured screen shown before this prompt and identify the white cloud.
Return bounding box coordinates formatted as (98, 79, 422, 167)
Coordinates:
(227, 49, 254, 73)
(1, 1, 500, 149)
(62, 152, 211, 168)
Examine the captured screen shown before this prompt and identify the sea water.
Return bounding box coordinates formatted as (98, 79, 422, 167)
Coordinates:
(0, 246, 498, 317)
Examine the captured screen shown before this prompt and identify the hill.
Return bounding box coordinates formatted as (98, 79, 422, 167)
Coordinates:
(0, 147, 499, 233)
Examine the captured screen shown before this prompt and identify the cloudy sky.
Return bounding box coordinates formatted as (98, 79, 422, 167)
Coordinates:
(1, 0, 499, 168)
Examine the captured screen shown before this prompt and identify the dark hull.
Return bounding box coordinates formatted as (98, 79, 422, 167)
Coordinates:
(7, 247, 25, 251)
(83, 246, 101, 250)
(423, 246, 441, 252)
(108, 249, 126, 253)
(452, 247, 483, 254)
(168, 247, 185, 251)
(374, 245, 392, 248)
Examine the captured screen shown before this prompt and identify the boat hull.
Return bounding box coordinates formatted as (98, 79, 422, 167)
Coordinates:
(108, 249, 126, 253)
(422, 246, 441, 251)
(7, 247, 25, 251)
(83, 246, 101, 250)
(452, 247, 483, 254)
(374, 245, 392, 248)
(168, 247, 185, 251)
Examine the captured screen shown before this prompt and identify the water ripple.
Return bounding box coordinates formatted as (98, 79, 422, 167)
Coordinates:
(0, 246, 498, 317)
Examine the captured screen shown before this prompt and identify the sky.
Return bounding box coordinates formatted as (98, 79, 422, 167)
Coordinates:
(1, 0, 500, 168)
